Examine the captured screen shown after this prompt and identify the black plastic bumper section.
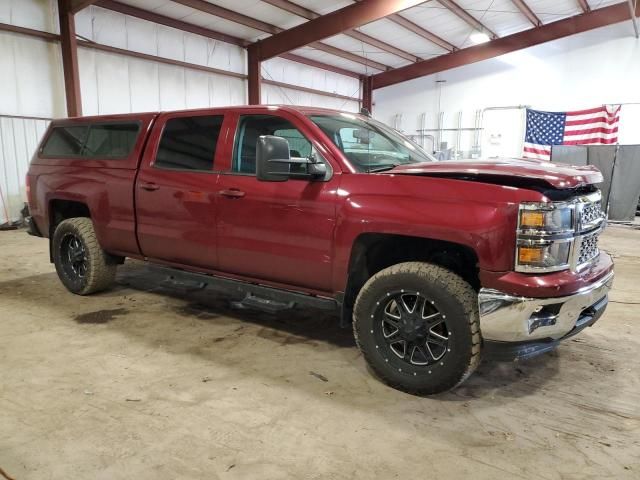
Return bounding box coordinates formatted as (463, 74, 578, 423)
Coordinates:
(25, 216, 43, 237)
(483, 295, 609, 362)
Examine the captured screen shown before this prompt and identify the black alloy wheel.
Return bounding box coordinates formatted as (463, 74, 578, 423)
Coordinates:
(60, 233, 88, 280)
(377, 292, 450, 367)
(353, 262, 481, 394)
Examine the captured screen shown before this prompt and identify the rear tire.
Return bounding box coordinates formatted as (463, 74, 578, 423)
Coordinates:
(353, 262, 481, 395)
(52, 217, 117, 295)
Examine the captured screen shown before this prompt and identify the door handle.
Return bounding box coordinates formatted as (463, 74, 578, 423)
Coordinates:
(219, 188, 245, 199)
(140, 182, 160, 192)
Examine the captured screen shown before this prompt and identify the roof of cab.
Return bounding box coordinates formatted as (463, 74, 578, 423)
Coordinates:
(55, 105, 364, 124)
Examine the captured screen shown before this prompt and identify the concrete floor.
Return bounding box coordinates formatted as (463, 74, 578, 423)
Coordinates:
(1, 226, 639, 480)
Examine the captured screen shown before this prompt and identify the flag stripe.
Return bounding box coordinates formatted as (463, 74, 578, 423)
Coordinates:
(524, 146, 551, 155)
(564, 126, 619, 136)
(567, 106, 611, 116)
(565, 116, 620, 126)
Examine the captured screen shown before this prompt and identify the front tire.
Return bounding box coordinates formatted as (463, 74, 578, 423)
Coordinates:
(353, 262, 481, 395)
(52, 217, 117, 295)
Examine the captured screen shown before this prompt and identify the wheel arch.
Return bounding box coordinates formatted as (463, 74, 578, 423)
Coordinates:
(340, 233, 480, 326)
(48, 199, 92, 262)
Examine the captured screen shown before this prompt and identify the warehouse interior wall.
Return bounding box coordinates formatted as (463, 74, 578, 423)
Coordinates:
(261, 57, 361, 112)
(373, 21, 640, 159)
(75, 5, 247, 115)
(0, 0, 360, 224)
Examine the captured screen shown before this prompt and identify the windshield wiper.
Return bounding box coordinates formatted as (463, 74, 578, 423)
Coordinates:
(366, 164, 399, 173)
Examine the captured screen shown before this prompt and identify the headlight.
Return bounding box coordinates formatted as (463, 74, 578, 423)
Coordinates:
(518, 203, 574, 234)
(516, 202, 575, 273)
(516, 241, 571, 271)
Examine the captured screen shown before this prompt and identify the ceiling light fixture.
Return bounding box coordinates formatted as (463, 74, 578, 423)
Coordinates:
(470, 32, 491, 44)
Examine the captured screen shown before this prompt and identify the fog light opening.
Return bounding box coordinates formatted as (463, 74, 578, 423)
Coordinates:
(527, 304, 562, 334)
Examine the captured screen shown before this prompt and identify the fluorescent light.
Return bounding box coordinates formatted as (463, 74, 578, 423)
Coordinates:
(470, 32, 490, 44)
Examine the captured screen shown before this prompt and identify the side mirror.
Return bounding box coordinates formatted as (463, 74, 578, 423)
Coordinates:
(256, 135, 291, 182)
(307, 162, 327, 177)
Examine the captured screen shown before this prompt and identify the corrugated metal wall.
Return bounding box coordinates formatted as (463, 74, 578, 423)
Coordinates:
(75, 5, 249, 114)
(0, 116, 50, 224)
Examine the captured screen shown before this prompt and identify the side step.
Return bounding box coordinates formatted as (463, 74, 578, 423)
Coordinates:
(231, 294, 295, 314)
(149, 264, 339, 313)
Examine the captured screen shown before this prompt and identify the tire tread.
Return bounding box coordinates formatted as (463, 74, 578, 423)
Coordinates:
(353, 262, 481, 394)
(53, 217, 116, 295)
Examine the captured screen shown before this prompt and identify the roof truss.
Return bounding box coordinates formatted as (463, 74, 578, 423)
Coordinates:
(263, 0, 422, 63)
(372, 1, 640, 89)
(172, 0, 391, 71)
(66, 0, 640, 104)
(437, 0, 498, 39)
(511, 0, 542, 27)
(249, 0, 427, 62)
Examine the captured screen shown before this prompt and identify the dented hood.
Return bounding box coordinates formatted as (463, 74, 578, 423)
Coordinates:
(388, 158, 603, 189)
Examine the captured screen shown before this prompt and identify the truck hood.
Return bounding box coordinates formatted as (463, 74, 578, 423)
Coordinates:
(388, 158, 603, 189)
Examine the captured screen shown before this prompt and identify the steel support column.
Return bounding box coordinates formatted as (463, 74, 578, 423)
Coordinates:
(247, 45, 261, 105)
(58, 0, 82, 117)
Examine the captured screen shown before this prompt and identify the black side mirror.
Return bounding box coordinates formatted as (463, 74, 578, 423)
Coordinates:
(256, 135, 291, 182)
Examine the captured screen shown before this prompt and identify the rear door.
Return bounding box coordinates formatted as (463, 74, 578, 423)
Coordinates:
(135, 111, 229, 269)
(215, 110, 341, 292)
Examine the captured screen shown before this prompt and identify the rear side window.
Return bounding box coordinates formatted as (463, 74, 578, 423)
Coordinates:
(155, 115, 224, 171)
(41, 126, 89, 156)
(82, 124, 140, 158)
(41, 123, 140, 159)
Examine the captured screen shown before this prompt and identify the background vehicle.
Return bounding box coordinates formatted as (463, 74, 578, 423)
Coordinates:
(25, 106, 614, 394)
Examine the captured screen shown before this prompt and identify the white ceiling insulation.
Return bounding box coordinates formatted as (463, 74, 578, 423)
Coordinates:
(109, 0, 630, 77)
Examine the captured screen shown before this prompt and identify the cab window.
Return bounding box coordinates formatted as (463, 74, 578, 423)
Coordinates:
(233, 115, 321, 175)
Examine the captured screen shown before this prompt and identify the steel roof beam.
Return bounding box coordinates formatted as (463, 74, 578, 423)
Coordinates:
(372, 1, 640, 89)
(172, 0, 390, 71)
(437, 0, 498, 39)
(511, 0, 542, 27)
(96, 0, 248, 46)
(577, 0, 591, 13)
(249, 0, 427, 61)
(95, 0, 363, 77)
(351, 0, 456, 52)
(386, 13, 457, 52)
(263, 0, 421, 63)
(69, 0, 99, 14)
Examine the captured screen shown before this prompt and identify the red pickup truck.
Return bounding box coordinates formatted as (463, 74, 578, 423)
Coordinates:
(26, 106, 614, 394)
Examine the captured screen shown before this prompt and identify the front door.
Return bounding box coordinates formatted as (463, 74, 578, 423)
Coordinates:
(135, 112, 226, 270)
(215, 112, 340, 292)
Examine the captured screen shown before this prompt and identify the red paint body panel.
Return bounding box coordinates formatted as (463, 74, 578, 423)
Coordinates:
(480, 253, 614, 298)
(391, 158, 603, 189)
(27, 105, 610, 301)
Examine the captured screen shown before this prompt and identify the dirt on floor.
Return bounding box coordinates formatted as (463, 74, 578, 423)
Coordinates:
(0, 226, 639, 479)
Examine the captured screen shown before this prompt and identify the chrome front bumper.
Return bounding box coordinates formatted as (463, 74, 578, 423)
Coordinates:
(478, 270, 614, 342)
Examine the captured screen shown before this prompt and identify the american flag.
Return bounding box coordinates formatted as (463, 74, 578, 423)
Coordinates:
(523, 105, 621, 161)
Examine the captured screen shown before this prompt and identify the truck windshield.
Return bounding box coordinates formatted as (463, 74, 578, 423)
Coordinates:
(309, 113, 435, 173)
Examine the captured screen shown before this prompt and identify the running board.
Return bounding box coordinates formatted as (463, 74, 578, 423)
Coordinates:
(149, 265, 338, 313)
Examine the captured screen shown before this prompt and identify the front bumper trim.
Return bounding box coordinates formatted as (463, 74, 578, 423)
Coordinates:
(478, 270, 614, 343)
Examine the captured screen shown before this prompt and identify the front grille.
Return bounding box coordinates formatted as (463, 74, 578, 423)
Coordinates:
(580, 200, 603, 231)
(575, 193, 603, 269)
(578, 232, 599, 265)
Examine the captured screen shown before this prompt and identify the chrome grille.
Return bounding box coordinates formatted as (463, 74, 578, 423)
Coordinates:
(580, 200, 603, 230)
(574, 192, 604, 270)
(578, 232, 599, 265)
